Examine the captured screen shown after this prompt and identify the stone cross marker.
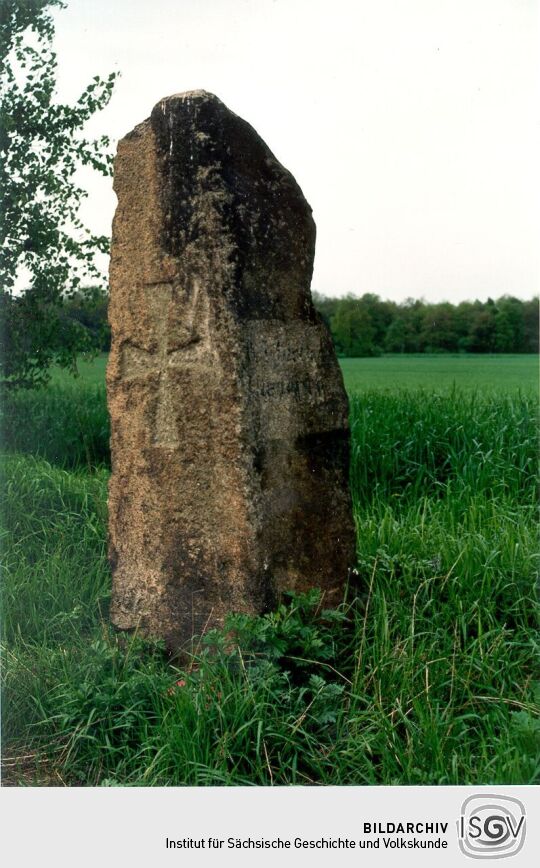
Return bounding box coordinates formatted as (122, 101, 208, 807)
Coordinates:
(107, 91, 356, 652)
(119, 282, 209, 446)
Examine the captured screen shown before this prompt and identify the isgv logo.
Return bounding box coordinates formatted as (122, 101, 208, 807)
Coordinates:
(457, 794, 526, 859)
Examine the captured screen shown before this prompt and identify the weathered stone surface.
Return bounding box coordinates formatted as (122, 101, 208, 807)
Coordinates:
(107, 90, 356, 651)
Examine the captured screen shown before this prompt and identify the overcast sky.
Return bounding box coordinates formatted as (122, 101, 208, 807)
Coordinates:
(52, 0, 538, 303)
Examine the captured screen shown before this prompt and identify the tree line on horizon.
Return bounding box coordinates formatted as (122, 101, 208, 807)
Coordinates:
(57, 290, 539, 359)
(3, 289, 537, 388)
(5, 276, 538, 386)
(313, 292, 539, 357)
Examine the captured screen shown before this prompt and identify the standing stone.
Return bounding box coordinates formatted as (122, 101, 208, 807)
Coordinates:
(107, 90, 356, 652)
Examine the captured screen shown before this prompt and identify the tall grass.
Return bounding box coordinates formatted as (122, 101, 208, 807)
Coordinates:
(1, 386, 538, 785)
(349, 389, 537, 507)
(1, 384, 109, 469)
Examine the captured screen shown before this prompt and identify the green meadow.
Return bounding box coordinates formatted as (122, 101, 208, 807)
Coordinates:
(1, 354, 538, 785)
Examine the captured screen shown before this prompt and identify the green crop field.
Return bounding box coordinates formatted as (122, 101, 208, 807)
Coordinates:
(49, 352, 539, 393)
(341, 354, 538, 393)
(1, 353, 538, 786)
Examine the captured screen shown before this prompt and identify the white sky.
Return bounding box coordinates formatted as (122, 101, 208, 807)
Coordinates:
(52, 0, 539, 303)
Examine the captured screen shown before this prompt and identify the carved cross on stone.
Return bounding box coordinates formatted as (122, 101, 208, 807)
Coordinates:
(119, 281, 209, 447)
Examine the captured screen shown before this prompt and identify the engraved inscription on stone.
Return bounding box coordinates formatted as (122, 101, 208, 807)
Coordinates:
(258, 377, 326, 400)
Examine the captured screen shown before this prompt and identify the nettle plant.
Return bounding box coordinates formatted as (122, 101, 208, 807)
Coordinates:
(195, 590, 351, 728)
(0, 0, 117, 387)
